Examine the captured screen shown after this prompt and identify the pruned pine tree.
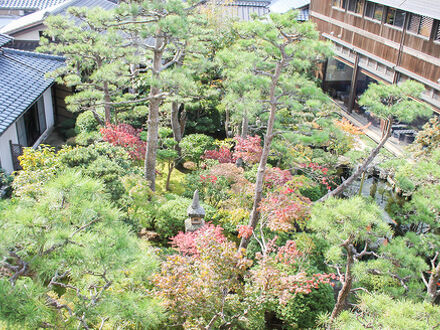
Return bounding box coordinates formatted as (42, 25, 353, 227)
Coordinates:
(319, 80, 432, 202)
(309, 197, 391, 324)
(0, 170, 163, 329)
(113, 0, 215, 190)
(218, 11, 331, 249)
(39, 7, 139, 125)
(326, 292, 440, 329)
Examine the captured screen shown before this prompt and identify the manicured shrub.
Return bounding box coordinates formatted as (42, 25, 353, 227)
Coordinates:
(203, 146, 236, 163)
(276, 284, 334, 328)
(180, 134, 214, 163)
(155, 195, 216, 241)
(75, 110, 99, 133)
(155, 197, 187, 241)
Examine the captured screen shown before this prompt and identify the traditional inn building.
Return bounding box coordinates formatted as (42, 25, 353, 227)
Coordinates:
(310, 0, 440, 115)
(0, 33, 64, 173)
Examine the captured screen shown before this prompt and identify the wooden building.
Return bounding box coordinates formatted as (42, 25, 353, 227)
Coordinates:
(310, 0, 440, 114)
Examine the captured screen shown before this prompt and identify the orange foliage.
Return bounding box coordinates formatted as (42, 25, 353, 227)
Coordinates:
(334, 118, 370, 136)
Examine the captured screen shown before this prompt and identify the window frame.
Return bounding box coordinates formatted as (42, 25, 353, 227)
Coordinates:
(347, 0, 364, 15)
(434, 20, 440, 43)
(385, 7, 406, 29)
(332, 0, 348, 11)
(407, 13, 434, 39)
(364, 1, 383, 22)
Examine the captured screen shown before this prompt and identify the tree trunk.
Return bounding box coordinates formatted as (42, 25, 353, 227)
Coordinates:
(166, 162, 174, 191)
(239, 62, 283, 250)
(241, 110, 249, 137)
(171, 102, 183, 142)
(171, 102, 186, 157)
(144, 37, 164, 191)
(225, 108, 231, 138)
(91, 110, 104, 126)
(329, 243, 354, 325)
(427, 260, 440, 303)
(318, 118, 392, 203)
(103, 82, 112, 124)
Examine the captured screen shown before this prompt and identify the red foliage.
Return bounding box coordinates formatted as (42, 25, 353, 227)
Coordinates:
(275, 240, 302, 265)
(251, 239, 336, 304)
(170, 224, 226, 256)
(233, 135, 263, 164)
(238, 225, 253, 239)
(259, 178, 312, 231)
(299, 162, 336, 190)
(203, 147, 236, 163)
(100, 124, 145, 160)
(264, 167, 293, 189)
(200, 175, 218, 183)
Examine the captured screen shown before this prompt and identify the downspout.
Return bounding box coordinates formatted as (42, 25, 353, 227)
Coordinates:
(393, 11, 409, 83)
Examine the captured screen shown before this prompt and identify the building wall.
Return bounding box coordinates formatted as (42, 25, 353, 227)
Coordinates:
(0, 87, 55, 173)
(11, 25, 42, 40)
(310, 0, 440, 112)
(0, 122, 18, 173)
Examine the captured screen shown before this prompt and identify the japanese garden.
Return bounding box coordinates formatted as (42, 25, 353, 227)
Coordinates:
(1, 0, 440, 329)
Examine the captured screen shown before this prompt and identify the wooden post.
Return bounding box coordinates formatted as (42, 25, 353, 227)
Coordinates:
(347, 52, 360, 112)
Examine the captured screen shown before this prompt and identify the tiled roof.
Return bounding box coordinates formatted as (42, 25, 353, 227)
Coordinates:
(0, 33, 12, 47)
(0, 0, 67, 9)
(0, 48, 64, 136)
(1, 0, 117, 35)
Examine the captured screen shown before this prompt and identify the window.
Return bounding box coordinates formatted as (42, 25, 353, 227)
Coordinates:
(374, 4, 384, 20)
(364, 1, 383, 21)
(408, 14, 434, 37)
(348, 0, 363, 14)
(332, 0, 348, 10)
(420, 16, 434, 37)
(386, 7, 405, 28)
(435, 22, 440, 41)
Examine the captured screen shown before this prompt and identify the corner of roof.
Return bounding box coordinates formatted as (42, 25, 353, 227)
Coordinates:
(2, 47, 65, 62)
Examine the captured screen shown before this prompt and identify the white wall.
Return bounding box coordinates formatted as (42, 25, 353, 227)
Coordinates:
(12, 26, 43, 40)
(43, 88, 54, 128)
(0, 123, 18, 174)
(32, 87, 55, 147)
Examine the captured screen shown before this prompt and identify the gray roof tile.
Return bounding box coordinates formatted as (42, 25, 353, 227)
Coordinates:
(0, 47, 64, 136)
(0, 0, 67, 9)
(0, 33, 12, 47)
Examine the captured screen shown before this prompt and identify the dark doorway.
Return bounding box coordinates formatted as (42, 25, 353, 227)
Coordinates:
(323, 58, 354, 108)
(16, 97, 46, 147)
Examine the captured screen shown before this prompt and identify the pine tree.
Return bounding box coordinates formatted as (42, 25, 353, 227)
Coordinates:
(218, 11, 331, 249)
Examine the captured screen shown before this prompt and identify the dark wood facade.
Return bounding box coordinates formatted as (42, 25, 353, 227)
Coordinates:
(311, 0, 440, 112)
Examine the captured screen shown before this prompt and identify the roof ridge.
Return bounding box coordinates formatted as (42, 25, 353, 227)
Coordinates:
(0, 33, 13, 40)
(2, 51, 47, 74)
(50, 0, 79, 15)
(3, 47, 65, 61)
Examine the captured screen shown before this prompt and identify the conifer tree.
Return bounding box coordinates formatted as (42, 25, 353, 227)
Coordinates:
(0, 170, 163, 328)
(39, 7, 138, 124)
(113, 0, 215, 190)
(218, 11, 331, 249)
(309, 197, 391, 323)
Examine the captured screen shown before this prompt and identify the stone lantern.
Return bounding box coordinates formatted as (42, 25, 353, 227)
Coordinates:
(185, 190, 205, 232)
